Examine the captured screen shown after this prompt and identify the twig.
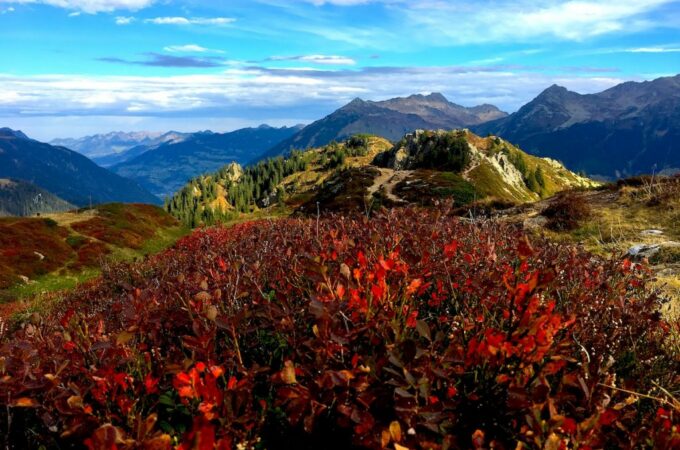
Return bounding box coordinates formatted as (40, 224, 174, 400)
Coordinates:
(598, 383, 679, 410)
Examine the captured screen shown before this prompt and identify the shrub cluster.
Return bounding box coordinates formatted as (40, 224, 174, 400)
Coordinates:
(542, 192, 592, 231)
(0, 206, 678, 449)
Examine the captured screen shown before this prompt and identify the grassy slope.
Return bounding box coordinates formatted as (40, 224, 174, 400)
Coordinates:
(464, 131, 596, 203)
(0, 204, 189, 316)
(518, 179, 680, 316)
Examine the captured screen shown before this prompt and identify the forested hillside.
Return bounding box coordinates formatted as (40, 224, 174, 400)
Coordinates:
(0, 179, 74, 216)
(166, 132, 594, 227)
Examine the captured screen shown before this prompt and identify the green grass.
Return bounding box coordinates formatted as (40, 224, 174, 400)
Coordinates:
(1, 268, 99, 304)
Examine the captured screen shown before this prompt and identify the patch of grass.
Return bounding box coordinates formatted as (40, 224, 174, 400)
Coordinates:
(301, 167, 380, 214)
(72, 203, 179, 249)
(1, 268, 99, 305)
(0, 204, 189, 316)
(395, 170, 482, 206)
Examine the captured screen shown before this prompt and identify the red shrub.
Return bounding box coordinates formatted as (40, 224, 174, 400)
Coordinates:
(542, 192, 592, 231)
(0, 206, 678, 449)
(0, 218, 72, 288)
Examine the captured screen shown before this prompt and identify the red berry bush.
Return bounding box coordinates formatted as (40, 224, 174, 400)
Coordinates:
(1, 206, 678, 449)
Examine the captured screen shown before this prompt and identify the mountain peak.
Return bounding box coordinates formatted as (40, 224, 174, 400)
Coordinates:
(423, 92, 448, 102)
(541, 84, 570, 96)
(345, 97, 367, 107)
(0, 127, 29, 140)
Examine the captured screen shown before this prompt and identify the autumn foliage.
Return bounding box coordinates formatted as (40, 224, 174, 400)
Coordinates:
(1, 206, 678, 449)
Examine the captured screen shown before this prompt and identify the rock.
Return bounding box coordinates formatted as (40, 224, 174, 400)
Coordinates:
(523, 215, 548, 230)
(18, 275, 31, 284)
(628, 244, 661, 259)
(641, 229, 664, 236)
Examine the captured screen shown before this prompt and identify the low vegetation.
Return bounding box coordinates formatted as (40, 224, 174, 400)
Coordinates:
(541, 192, 592, 231)
(0, 204, 187, 314)
(1, 205, 677, 448)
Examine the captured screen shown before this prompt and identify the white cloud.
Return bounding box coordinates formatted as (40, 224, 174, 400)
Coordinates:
(627, 46, 680, 53)
(0, 66, 632, 125)
(164, 44, 224, 54)
(269, 54, 356, 65)
(114, 15, 134, 24)
(0, 0, 154, 14)
(145, 16, 236, 26)
(288, 0, 676, 45)
(404, 0, 676, 44)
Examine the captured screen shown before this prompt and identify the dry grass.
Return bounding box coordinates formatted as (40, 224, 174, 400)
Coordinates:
(531, 178, 680, 313)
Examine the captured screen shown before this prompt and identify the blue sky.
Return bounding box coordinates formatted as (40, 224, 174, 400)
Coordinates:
(1, 0, 679, 140)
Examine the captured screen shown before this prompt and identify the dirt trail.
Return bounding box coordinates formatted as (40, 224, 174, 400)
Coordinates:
(366, 168, 412, 203)
(44, 209, 97, 227)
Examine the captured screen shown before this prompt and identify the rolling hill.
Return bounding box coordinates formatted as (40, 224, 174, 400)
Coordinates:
(0, 179, 74, 217)
(111, 125, 302, 198)
(0, 128, 160, 206)
(166, 130, 594, 227)
(473, 74, 680, 179)
(0, 203, 187, 310)
(264, 93, 507, 157)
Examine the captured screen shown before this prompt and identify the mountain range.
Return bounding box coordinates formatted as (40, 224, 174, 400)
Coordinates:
(264, 93, 507, 157)
(110, 125, 302, 198)
(474, 74, 680, 178)
(51, 131, 189, 167)
(7, 73, 680, 209)
(0, 128, 159, 206)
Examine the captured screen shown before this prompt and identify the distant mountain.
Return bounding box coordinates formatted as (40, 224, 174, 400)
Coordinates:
(473, 74, 680, 178)
(111, 125, 302, 198)
(264, 93, 507, 157)
(0, 178, 74, 217)
(0, 128, 160, 206)
(51, 131, 189, 167)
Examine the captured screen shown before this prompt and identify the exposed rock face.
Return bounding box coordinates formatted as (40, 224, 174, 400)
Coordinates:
(223, 162, 243, 183)
(469, 142, 529, 196)
(375, 129, 595, 204)
(628, 244, 662, 259)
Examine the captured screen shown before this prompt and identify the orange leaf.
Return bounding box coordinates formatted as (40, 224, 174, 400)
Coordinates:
(13, 397, 38, 408)
(281, 360, 297, 384)
(389, 421, 402, 442)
